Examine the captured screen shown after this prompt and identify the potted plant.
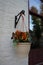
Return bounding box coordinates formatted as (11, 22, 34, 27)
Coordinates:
(11, 30, 31, 54)
(11, 10, 31, 54)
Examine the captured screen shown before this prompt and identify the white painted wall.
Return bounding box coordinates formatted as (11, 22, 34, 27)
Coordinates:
(0, 1, 29, 65)
(0, 0, 28, 65)
(0, 0, 28, 34)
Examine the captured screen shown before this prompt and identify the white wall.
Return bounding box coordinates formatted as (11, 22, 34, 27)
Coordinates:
(0, 0, 28, 34)
(0, 1, 29, 65)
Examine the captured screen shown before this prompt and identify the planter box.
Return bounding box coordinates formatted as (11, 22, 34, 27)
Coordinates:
(16, 42, 31, 56)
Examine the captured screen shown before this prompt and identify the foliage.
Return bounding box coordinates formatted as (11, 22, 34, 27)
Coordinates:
(31, 6, 41, 48)
(31, 6, 38, 14)
(40, 0, 43, 31)
(40, 0, 43, 3)
(40, 3, 43, 16)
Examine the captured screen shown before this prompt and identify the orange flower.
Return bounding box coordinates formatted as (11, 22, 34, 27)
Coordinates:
(15, 30, 20, 36)
(12, 30, 28, 41)
(21, 32, 27, 40)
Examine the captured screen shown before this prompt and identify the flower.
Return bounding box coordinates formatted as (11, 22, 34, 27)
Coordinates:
(21, 32, 27, 40)
(11, 30, 29, 42)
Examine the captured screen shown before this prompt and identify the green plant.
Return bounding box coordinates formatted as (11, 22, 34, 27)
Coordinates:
(11, 30, 30, 43)
(31, 6, 41, 48)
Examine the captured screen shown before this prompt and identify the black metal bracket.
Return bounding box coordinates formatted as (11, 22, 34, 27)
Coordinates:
(14, 10, 25, 28)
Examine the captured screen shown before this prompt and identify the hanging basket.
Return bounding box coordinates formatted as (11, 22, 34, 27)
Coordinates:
(11, 11, 31, 54)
